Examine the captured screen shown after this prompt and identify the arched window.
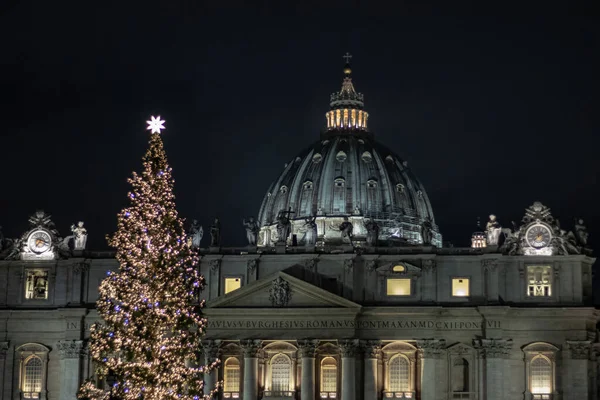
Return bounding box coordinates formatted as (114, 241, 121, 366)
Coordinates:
(452, 358, 469, 393)
(530, 356, 552, 396)
(223, 357, 240, 394)
(300, 181, 313, 216)
(388, 355, 410, 392)
(23, 356, 43, 398)
(333, 178, 346, 213)
(320, 357, 337, 396)
(271, 354, 291, 392)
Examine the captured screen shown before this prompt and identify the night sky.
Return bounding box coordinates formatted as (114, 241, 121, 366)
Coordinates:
(1, 3, 598, 251)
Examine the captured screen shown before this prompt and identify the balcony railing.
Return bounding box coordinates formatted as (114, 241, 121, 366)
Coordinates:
(263, 391, 295, 398)
(532, 394, 553, 400)
(319, 392, 337, 399)
(452, 392, 475, 399)
(383, 392, 414, 399)
(222, 392, 240, 399)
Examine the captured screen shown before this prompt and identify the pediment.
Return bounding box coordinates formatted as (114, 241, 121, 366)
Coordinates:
(206, 271, 360, 309)
(376, 260, 422, 275)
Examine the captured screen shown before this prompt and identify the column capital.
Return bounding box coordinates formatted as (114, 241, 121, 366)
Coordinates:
(0, 341, 8, 360)
(240, 339, 262, 357)
(338, 339, 360, 357)
(202, 339, 222, 358)
(473, 338, 512, 359)
(416, 339, 446, 359)
(297, 339, 319, 358)
(482, 259, 499, 271)
(422, 259, 436, 272)
(57, 339, 84, 360)
(360, 340, 381, 359)
(566, 340, 591, 360)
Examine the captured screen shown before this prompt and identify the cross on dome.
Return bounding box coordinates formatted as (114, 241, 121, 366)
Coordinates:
(146, 115, 166, 134)
(343, 52, 353, 64)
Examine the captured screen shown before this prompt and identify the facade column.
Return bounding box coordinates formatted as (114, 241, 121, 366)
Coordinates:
(474, 338, 512, 400)
(0, 342, 8, 399)
(563, 341, 591, 400)
(361, 340, 381, 400)
(339, 339, 359, 400)
(298, 339, 319, 400)
(202, 340, 222, 398)
(57, 340, 84, 400)
(241, 340, 262, 400)
(416, 339, 446, 400)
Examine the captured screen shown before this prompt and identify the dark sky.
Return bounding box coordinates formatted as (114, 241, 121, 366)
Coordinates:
(0, 3, 598, 250)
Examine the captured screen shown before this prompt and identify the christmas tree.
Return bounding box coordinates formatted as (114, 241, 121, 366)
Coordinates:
(79, 117, 218, 400)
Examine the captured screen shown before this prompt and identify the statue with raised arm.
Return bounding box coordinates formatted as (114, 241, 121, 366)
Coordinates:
(485, 214, 502, 246)
(365, 219, 380, 246)
(243, 217, 259, 246)
(421, 217, 433, 245)
(339, 217, 353, 244)
(304, 216, 318, 245)
(188, 220, 203, 249)
(71, 221, 88, 250)
(209, 218, 221, 247)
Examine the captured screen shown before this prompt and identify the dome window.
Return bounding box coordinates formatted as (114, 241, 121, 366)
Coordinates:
(280, 186, 288, 194)
(322, 140, 330, 146)
(303, 181, 313, 190)
(334, 178, 345, 188)
(295, 157, 302, 163)
(358, 139, 365, 144)
(402, 161, 409, 167)
(361, 151, 373, 163)
(336, 151, 347, 162)
(367, 179, 377, 189)
(312, 153, 323, 163)
(385, 155, 394, 163)
(417, 190, 423, 198)
(396, 184, 405, 193)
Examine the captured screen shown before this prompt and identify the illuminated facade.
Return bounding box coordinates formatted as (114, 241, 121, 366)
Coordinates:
(0, 60, 598, 400)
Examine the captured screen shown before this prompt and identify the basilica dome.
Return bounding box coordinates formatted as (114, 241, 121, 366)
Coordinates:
(257, 61, 441, 247)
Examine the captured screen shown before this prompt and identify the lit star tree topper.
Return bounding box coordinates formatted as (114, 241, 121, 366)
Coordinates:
(146, 115, 166, 134)
(78, 117, 219, 400)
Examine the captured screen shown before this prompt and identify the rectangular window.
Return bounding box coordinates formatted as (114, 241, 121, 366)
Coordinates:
(224, 277, 241, 294)
(452, 278, 470, 297)
(25, 270, 49, 300)
(386, 278, 411, 296)
(527, 266, 552, 297)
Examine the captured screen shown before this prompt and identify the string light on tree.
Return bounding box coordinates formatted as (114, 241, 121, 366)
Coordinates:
(146, 115, 166, 134)
(78, 116, 218, 400)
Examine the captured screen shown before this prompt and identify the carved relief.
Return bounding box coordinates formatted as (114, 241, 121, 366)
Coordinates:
(482, 259, 498, 271)
(209, 259, 221, 273)
(73, 262, 90, 275)
(566, 341, 591, 360)
(416, 339, 446, 359)
(247, 259, 258, 274)
(338, 339, 360, 357)
(57, 340, 84, 359)
(343, 258, 354, 272)
(473, 338, 513, 359)
(360, 340, 382, 358)
(202, 340, 222, 360)
(421, 259, 436, 273)
(240, 340, 262, 357)
(297, 339, 320, 358)
(305, 258, 319, 272)
(268, 277, 292, 307)
(0, 341, 8, 360)
(366, 260, 378, 274)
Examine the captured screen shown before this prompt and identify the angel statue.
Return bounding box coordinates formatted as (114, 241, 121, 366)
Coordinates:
(71, 221, 88, 250)
(188, 220, 203, 249)
(485, 214, 502, 246)
(243, 217, 259, 246)
(303, 216, 318, 246)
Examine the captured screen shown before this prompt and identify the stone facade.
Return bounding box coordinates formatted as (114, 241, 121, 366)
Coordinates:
(0, 248, 598, 400)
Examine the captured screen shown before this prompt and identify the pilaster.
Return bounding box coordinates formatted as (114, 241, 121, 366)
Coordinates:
(202, 340, 222, 398)
(416, 339, 446, 400)
(482, 259, 499, 303)
(473, 338, 512, 400)
(563, 341, 590, 400)
(57, 340, 84, 400)
(0, 342, 8, 400)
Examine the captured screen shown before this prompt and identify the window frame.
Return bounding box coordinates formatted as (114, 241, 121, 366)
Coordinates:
(523, 342, 559, 399)
(223, 357, 241, 395)
(524, 265, 555, 301)
(16, 343, 50, 400)
(222, 275, 244, 295)
(21, 267, 54, 305)
(319, 356, 338, 397)
(386, 278, 412, 297)
(269, 353, 292, 393)
(381, 342, 417, 399)
(451, 276, 471, 299)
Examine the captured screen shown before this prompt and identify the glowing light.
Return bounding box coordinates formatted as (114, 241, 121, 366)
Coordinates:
(146, 115, 166, 134)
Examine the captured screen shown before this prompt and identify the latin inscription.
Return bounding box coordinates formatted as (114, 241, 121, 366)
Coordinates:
(208, 319, 500, 330)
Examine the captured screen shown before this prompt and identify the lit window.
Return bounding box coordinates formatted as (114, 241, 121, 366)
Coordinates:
(387, 279, 411, 296)
(320, 357, 337, 397)
(25, 269, 49, 300)
(303, 181, 313, 190)
(224, 357, 240, 394)
(530, 356, 552, 396)
(334, 179, 345, 188)
(389, 355, 410, 391)
(452, 278, 470, 297)
(527, 266, 552, 297)
(392, 265, 405, 273)
(23, 356, 42, 398)
(271, 354, 291, 392)
(224, 278, 241, 294)
(367, 179, 377, 189)
(17, 344, 49, 400)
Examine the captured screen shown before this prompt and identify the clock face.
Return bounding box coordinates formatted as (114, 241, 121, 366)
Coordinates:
(526, 224, 552, 249)
(27, 230, 52, 254)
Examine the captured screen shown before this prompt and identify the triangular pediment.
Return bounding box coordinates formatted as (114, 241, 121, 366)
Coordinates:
(206, 271, 361, 309)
